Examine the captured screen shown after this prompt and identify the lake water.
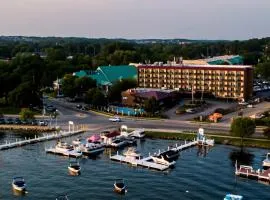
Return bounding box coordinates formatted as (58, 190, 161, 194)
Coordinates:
(0, 131, 269, 200)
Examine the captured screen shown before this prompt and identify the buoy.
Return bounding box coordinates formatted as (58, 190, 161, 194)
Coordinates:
(186, 190, 189, 193)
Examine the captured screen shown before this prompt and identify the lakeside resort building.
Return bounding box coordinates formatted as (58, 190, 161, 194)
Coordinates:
(73, 65, 137, 92)
(137, 62, 253, 101)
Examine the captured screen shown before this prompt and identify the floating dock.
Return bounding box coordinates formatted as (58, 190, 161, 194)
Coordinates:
(0, 129, 85, 150)
(235, 165, 270, 182)
(110, 139, 199, 171)
(45, 148, 82, 158)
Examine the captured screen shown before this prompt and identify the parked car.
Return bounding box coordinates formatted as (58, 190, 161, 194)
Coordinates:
(109, 116, 121, 122)
(186, 108, 196, 113)
(0, 118, 5, 124)
(14, 118, 22, 125)
(38, 120, 48, 126)
(247, 104, 254, 108)
(238, 101, 248, 106)
(6, 118, 14, 124)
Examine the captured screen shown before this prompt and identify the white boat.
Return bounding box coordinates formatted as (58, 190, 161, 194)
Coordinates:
(111, 139, 128, 148)
(55, 141, 74, 152)
(68, 161, 81, 174)
(46, 141, 82, 157)
(262, 153, 270, 169)
(56, 194, 69, 200)
(72, 137, 84, 146)
(12, 177, 26, 192)
(120, 125, 145, 138)
(78, 143, 105, 156)
(123, 147, 141, 159)
(224, 194, 243, 200)
(151, 155, 176, 167)
(130, 129, 145, 138)
(114, 179, 126, 194)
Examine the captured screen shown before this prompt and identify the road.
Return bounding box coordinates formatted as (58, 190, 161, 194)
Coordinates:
(45, 98, 265, 137)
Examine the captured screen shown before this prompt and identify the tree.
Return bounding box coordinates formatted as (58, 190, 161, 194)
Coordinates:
(108, 78, 137, 103)
(75, 76, 96, 96)
(61, 74, 77, 98)
(230, 117, 256, 147)
(85, 88, 106, 107)
(144, 96, 159, 115)
(19, 108, 35, 120)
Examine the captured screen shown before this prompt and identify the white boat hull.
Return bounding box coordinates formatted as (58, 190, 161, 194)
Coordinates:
(151, 156, 175, 167)
(12, 183, 26, 192)
(68, 166, 81, 173)
(263, 159, 270, 168)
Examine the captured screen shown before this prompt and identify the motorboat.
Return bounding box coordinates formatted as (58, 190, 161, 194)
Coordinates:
(12, 177, 26, 192)
(56, 194, 69, 200)
(68, 161, 81, 174)
(55, 141, 74, 152)
(130, 129, 145, 138)
(88, 134, 101, 143)
(224, 194, 243, 200)
(114, 179, 127, 194)
(46, 141, 82, 157)
(162, 150, 179, 161)
(72, 137, 84, 146)
(262, 153, 270, 169)
(151, 154, 176, 167)
(111, 139, 128, 148)
(78, 142, 105, 156)
(123, 147, 141, 159)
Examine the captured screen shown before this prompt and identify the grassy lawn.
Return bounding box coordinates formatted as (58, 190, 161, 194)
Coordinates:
(145, 131, 270, 149)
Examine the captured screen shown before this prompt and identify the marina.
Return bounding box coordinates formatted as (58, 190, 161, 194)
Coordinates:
(0, 133, 269, 199)
(0, 129, 85, 151)
(110, 139, 200, 171)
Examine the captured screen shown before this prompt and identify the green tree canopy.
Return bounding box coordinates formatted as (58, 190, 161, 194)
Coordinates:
(19, 108, 35, 120)
(62, 74, 77, 98)
(144, 96, 159, 114)
(230, 117, 256, 146)
(85, 88, 106, 107)
(108, 78, 137, 103)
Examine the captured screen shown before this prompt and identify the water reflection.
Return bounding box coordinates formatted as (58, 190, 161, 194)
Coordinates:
(229, 150, 254, 167)
(196, 145, 210, 157)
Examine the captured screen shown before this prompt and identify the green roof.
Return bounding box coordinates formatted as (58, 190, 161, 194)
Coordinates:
(73, 70, 92, 77)
(73, 65, 137, 86)
(97, 65, 137, 83)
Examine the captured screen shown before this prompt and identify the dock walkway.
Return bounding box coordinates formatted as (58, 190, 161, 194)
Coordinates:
(0, 129, 85, 150)
(110, 139, 198, 171)
(235, 165, 270, 182)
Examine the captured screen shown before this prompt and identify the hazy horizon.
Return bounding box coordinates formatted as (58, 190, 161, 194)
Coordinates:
(1, 0, 270, 40)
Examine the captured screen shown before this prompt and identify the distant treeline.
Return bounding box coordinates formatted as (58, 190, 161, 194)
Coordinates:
(1, 36, 270, 108)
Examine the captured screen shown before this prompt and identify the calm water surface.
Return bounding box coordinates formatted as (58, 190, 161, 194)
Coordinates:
(0, 131, 269, 200)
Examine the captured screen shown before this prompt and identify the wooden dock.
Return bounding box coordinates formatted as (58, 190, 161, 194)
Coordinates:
(0, 129, 85, 150)
(110, 139, 199, 171)
(235, 165, 270, 182)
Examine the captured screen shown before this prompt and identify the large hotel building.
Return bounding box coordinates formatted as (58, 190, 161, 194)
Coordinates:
(138, 63, 253, 101)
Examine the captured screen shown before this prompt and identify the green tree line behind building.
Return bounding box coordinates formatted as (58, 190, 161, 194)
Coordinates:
(1, 36, 270, 108)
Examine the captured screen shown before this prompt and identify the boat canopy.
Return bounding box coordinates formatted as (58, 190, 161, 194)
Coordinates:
(88, 134, 101, 142)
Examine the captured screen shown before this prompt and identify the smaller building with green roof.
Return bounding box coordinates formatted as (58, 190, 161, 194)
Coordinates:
(73, 65, 137, 92)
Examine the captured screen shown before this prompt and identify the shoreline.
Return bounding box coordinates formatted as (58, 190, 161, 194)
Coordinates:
(0, 125, 56, 133)
(145, 131, 270, 149)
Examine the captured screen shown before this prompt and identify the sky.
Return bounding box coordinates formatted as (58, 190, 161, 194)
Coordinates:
(1, 0, 270, 40)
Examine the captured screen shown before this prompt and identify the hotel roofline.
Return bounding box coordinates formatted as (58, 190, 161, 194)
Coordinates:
(138, 64, 253, 70)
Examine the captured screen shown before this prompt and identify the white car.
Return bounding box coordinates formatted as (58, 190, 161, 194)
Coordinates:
(247, 104, 254, 108)
(238, 102, 248, 106)
(109, 116, 121, 122)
